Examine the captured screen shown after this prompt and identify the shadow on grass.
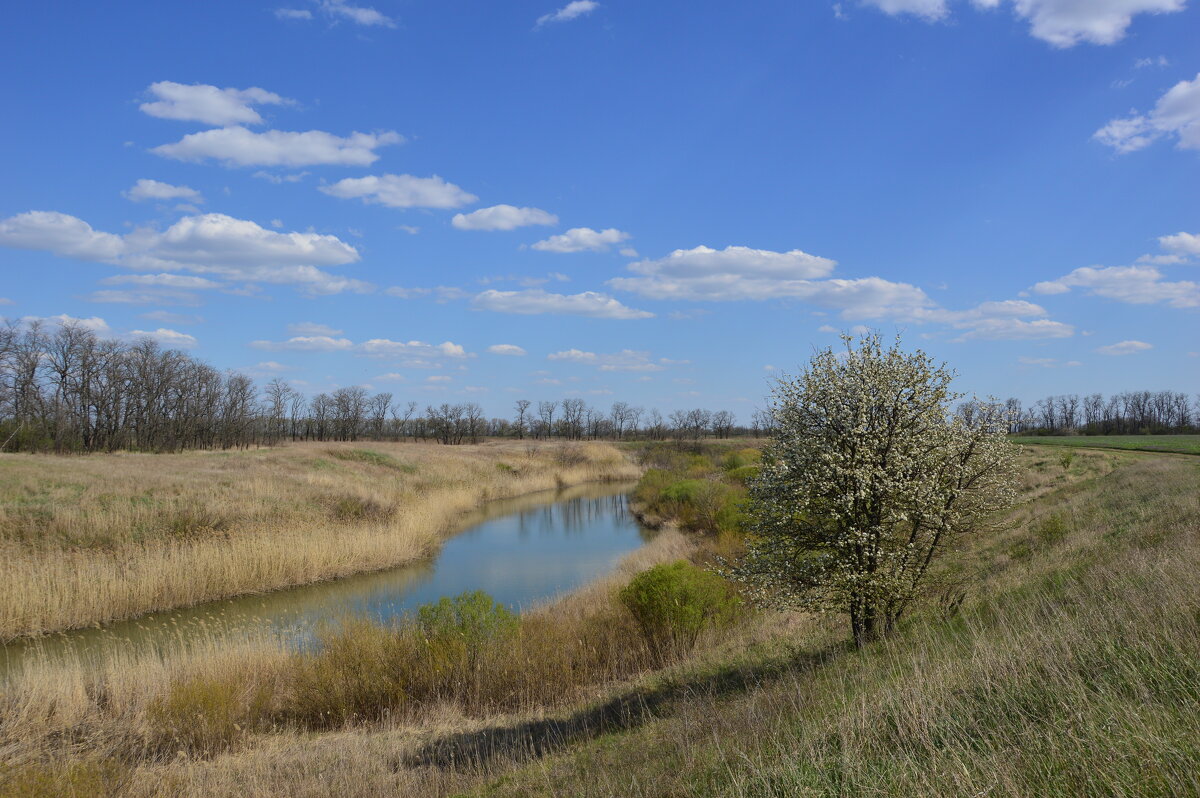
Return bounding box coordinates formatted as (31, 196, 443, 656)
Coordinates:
(403, 642, 846, 771)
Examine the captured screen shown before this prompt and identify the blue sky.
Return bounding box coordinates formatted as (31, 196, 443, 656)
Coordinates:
(1, 0, 1197, 419)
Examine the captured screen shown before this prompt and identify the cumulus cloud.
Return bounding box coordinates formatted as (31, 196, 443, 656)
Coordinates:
(124, 179, 203, 204)
(546, 348, 678, 372)
(536, 1, 599, 27)
(0, 210, 370, 296)
(20, 314, 112, 334)
(1094, 72, 1200, 153)
(864, 0, 1184, 47)
(1159, 231, 1200, 256)
(531, 227, 630, 253)
(1033, 265, 1200, 308)
(452, 205, 558, 231)
(1096, 340, 1153, 355)
(472, 289, 654, 319)
(0, 211, 124, 261)
(320, 174, 477, 209)
(153, 127, 403, 167)
(129, 328, 198, 348)
(609, 244, 931, 318)
(139, 82, 291, 126)
(487, 344, 527, 356)
(275, 8, 313, 20)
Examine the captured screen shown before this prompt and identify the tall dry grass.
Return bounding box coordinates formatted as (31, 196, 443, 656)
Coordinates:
(40, 448, 1187, 798)
(0, 440, 638, 640)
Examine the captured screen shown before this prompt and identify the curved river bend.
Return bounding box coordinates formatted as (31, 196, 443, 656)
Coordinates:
(1, 480, 648, 679)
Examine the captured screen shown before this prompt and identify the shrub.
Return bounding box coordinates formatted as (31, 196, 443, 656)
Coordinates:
(326, 494, 391, 522)
(1059, 450, 1076, 471)
(1033, 514, 1069, 545)
(148, 673, 272, 755)
(726, 464, 760, 485)
(723, 448, 761, 471)
(619, 561, 743, 661)
(285, 619, 408, 727)
(417, 590, 518, 649)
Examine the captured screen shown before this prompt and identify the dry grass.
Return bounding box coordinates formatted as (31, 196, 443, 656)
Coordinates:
(5, 447, 1195, 798)
(0, 440, 638, 640)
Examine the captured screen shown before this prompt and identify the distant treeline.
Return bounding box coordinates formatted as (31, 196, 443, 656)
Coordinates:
(993, 393, 1199, 436)
(0, 323, 760, 454)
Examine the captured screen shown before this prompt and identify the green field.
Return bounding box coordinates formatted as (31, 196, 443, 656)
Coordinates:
(1012, 434, 1200, 455)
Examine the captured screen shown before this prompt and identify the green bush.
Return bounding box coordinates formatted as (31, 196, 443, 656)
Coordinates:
(417, 590, 518, 647)
(619, 561, 743, 661)
(723, 448, 761, 471)
(725, 464, 760, 485)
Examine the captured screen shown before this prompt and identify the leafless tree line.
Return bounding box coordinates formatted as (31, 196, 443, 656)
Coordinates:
(997, 393, 1199, 435)
(1, 323, 751, 453)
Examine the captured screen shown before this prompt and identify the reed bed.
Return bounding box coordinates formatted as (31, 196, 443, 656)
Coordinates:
(0, 440, 638, 640)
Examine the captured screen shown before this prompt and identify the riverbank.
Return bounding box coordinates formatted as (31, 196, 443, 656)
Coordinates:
(50, 446, 1188, 798)
(0, 440, 639, 640)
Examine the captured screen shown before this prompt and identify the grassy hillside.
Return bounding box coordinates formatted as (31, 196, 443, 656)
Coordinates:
(0, 440, 638, 639)
(3, 446, 1196, 797)
(1012, 434, 1200, 455)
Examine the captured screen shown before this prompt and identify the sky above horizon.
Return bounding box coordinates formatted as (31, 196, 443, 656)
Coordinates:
(1, 0, 1198, 419)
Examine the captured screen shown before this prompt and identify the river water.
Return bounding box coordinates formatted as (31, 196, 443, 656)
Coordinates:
(1, 480, 649, 679)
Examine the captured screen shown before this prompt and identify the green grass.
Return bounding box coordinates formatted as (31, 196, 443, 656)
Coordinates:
(1011, 434, 1200, 455)
(325, 447, 419, 472)
(458, 451, 1200, 798)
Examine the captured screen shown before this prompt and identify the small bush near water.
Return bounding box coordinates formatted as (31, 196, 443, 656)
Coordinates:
(619, 561, 743, 661)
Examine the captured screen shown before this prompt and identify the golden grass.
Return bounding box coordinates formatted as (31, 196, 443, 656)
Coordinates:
(0, 440, 638, 640)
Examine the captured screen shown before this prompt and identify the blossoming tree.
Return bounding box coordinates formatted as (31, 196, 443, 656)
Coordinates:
(728, 334, 1018, 647)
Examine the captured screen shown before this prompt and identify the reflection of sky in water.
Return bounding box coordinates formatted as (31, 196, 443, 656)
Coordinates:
(2, 482, 647, 679)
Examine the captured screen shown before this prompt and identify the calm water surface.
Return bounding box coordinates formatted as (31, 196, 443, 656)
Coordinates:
(1, 480, 648, 679)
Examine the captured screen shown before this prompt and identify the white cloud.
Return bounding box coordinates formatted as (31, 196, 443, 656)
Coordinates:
(0, 298, 13, 306)
(865, 0, 1184, 46)
(275, 8, 313, 20)
(1096, 340, 1153, 356)
(153, 127, 403, 167)
(0, 211, 124, 261)
(124, 179, 203, 203)
(320, 0, 396, 27)
(129, 328, 198, 348)
(320, 174, 477, 209)
(532, 227, 631, 253)
(473, 289, 654, 319)
(452, 204, 558, 231)
(287, 322, 343, 336)
(487, 344, 528, 356)
(1159, 231, 1200, 255)
(1135, 55, 1169, 68)
(863, 0, 949, 21)
(359, 339, 469, 359)
(101, 273, 222, 289)
(1094, 72, 1200, 153)
(139, 81, 290, 126)
(536, 1, 599, 27)
(251, 335, 355, 352)
(0, 211, 369, 296)
(21, 314, 112, 334)
(547, 349, 671, 372)
(610, 244, 844, 301)
(609, 243, 1072, 339)
(1033, 265, 1200, 308)
(426, 375, 453, 383)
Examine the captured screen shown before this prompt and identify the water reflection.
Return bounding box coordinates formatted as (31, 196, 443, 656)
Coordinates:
(1, 481, 647, 680)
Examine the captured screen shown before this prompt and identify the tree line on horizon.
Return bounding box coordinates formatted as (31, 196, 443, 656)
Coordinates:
(2, 323, 1195, 454)
(0, 322, 750, 453)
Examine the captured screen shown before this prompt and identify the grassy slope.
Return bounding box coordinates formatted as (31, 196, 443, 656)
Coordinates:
(0, 440, 638, 639)
(1012, 434, 1200, 455)
(463, 450, 1199, 797)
